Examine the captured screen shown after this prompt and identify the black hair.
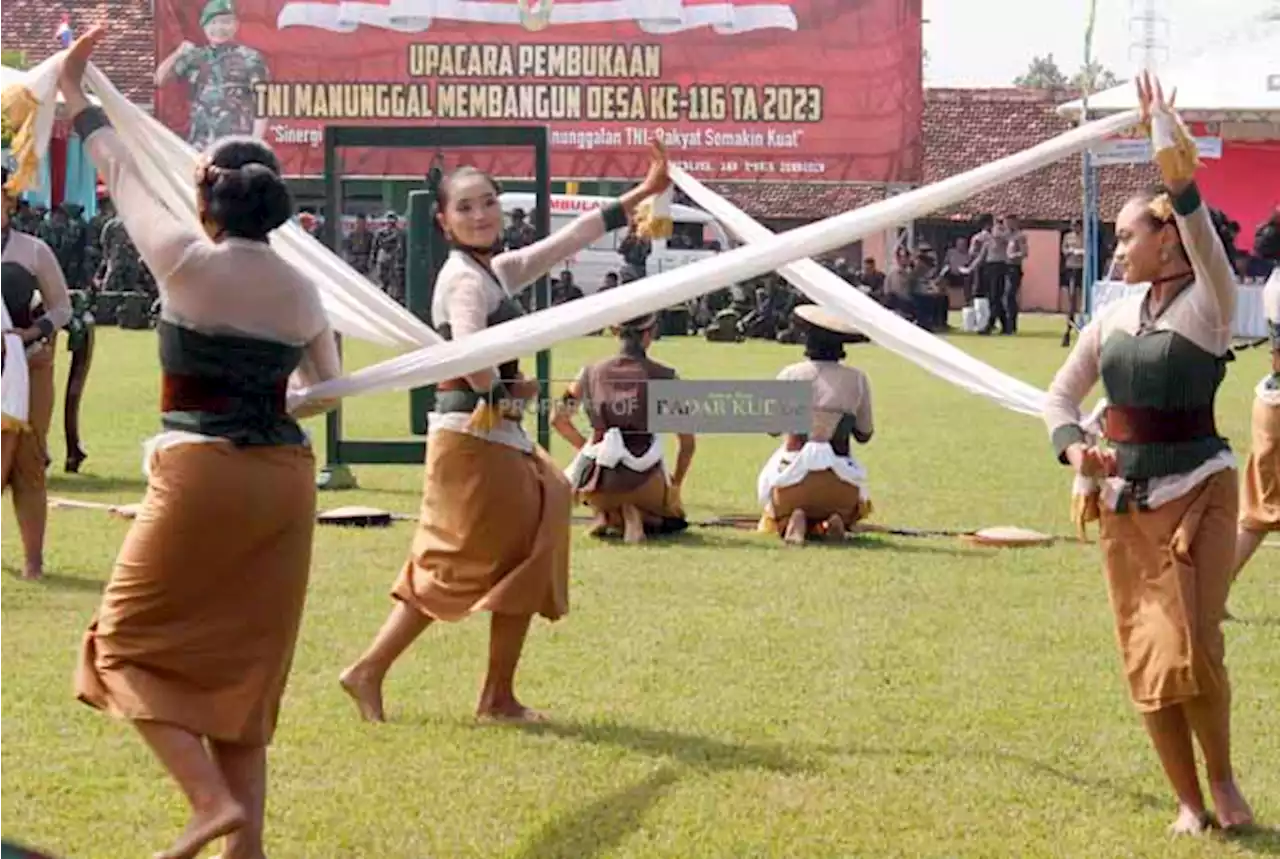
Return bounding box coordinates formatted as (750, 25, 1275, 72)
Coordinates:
(976, 214, 994, 230)
(431, 166, 501, 248)
(1254, 211, 1280, 261)
(199, 136, 292, 240)
(803, 325, 847, 362)
(1129, 185, 1236, 265)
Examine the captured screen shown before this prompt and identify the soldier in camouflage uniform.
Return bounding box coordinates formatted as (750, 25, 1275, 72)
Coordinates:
(155, 0, 269, 150)
(96, 216, 155, 296)
(373, 212, 406, 302)
(10, 199, 41, 234)
(85, 196, 115, 290)
(62, 204, 91, 289)
(342, 213, 375, 275)
(38, 205, 86, 287)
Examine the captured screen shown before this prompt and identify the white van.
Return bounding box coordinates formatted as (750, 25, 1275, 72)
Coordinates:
(499, 193, 731, 294)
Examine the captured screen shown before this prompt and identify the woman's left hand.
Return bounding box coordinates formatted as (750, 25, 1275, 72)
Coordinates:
(1136, 70, 1196, 194)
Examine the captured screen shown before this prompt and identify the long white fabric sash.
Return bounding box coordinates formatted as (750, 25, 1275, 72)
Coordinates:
(7, 53, 436, 350)
(298, 109, 1139, 404)
(1, 302, 31, 427)
(671, 166, 1050, 417)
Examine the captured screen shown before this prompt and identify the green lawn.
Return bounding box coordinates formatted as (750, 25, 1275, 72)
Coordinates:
(2, 315, 1277, 858)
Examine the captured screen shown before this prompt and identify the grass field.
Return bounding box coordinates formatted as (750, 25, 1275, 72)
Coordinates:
(2, 315, 1277, 858)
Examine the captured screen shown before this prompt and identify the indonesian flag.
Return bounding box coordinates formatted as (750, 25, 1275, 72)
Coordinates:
(277, 0, 798, 34)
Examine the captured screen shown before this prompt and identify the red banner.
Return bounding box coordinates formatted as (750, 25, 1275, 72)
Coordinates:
(154, 0, 922, 183)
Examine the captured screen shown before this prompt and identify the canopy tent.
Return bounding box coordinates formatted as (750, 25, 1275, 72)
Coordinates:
(1058, 19, 1280, 306)
(1056, 22, 1280, 122)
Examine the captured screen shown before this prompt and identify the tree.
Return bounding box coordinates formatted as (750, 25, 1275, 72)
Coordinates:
(1071, 60, 1121, 94)
(1014, 53, 1069, 89)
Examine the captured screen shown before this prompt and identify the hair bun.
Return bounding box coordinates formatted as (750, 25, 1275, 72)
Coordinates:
(199, 137, 293, 240)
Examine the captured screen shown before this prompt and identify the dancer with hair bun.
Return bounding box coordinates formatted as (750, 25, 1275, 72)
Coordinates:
(62, 27, 342, 859)
(1043, 73, 1254, 834)
(1229, 211, 1280, 583)
(341, 143, 670, 725)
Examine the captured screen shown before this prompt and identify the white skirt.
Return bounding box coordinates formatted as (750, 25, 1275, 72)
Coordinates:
(565, 427, 666, 487)
(756, 440, 869, 506)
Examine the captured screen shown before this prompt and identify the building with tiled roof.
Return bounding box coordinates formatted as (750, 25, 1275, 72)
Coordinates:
(1, 1, 156, 107)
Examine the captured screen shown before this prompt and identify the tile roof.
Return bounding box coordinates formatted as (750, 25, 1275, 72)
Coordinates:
(1, 2, 156, 106)
(714, 88, 1159, 223)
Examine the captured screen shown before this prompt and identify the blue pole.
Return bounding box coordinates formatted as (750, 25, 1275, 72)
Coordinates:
(1082, 149, 1098, 324)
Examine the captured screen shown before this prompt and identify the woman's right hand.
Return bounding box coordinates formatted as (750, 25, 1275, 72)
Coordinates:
(59, 25, 106, 113)
(637, 138, 671, 197)
(1066, 443, 1116, 479)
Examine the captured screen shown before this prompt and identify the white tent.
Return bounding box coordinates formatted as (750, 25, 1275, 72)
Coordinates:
(1057, 20, 1280, 122)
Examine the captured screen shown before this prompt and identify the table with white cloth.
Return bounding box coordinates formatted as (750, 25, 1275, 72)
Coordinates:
(1092, 280, 1268, 339)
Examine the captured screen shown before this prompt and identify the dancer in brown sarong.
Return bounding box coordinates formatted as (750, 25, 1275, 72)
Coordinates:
(2, 166, 72, 580)
(341, 144, 671, 724)
(1231, 216, 1280, 580)
(60, 28, 341, 859)
(552, 312, 696, 543)
(1043, 74, 1254, 834)
(757, 304, 874, 544)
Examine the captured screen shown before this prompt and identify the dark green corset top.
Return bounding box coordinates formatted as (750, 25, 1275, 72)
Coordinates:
(158, 320, 306, 446)
(1099, 328, 1230, 480)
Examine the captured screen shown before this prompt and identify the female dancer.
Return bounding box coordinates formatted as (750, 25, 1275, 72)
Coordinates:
(341, 147, 670, 723)
(62, 28, 341, 859)
(757, 304, 874, 545)
(2, 166, 72, 579)
(1230, 213, 1280, 581)
(553, 312, 696, 543)
(1043, 73, 1253, 833)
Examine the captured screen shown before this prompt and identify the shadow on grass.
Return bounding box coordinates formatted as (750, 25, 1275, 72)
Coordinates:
(1, 567, 103, 593)
(46, 472, 148, 496)
(518, 719, 810, 774)
(1220, 824, 1280, 855)
(511, 767, 678, 859)
(830, 742, 1167, 811)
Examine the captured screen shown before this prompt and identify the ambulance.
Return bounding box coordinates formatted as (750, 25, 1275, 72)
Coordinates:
(498, 192, 732, 294)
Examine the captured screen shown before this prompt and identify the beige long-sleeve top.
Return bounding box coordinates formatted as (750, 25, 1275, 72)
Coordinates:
(1042, 187, 1236, 511)
(2, 229, 72, 332)
(82, 120, 341, 390)
(428, 210, 610, 451)
(777, 359, 874, 444)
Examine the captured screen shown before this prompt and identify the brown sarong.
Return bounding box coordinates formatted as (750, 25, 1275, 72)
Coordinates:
(26, 340, 56, 444)
(76, 441, 317, 746)
(2, 344, 55, 534)
(1098, 468, 1237, 713)
(1240, 397, 1280, 532)
(764, 470, 871, 536)
(581, 469, 683, 521)
(392, 429, 571, 622)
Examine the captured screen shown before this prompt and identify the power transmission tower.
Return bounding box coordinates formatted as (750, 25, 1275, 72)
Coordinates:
(1128, 0, 1170, 73)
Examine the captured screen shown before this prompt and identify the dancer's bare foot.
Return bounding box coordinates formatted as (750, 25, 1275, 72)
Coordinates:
(1168, 804, 1215, 836)
(22, 561, 43, 581)
(1209, 779, 1254, 829)
(339, 664, 386, 723)
(784, 510, 807, 545)
(586, 513, 610, 537)
(622, 504, 645, 544)
(825, 514, 847, 541)
(153, 798, 246, 859)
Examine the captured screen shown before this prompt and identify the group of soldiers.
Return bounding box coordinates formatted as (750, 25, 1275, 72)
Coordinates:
(8, 195, 155, 297)
(323, 213, 407, 302)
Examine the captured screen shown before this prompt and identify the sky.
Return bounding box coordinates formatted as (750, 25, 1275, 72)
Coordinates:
(922, 0, 1277, 87)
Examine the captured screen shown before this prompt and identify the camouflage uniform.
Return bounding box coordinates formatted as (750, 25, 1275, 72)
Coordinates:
(62, 205, 91, 289)
(97, 217, 156, 295)
(172, 0, 269, 150)
(342, 227, 375, 275)
(373, 217, 406, 302)
(38, 212, 84, 287)
(503, 221, 535, 251)
(85, 206, 114, 289)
